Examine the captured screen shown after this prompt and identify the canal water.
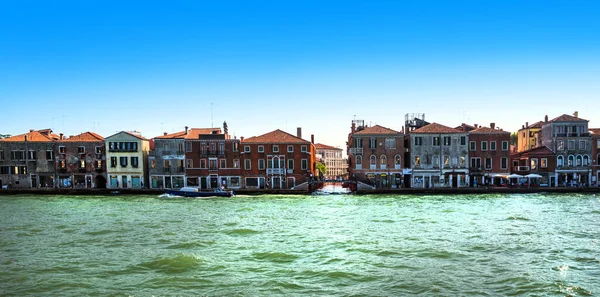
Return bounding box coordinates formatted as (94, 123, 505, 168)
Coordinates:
(1, 193, 599, 296)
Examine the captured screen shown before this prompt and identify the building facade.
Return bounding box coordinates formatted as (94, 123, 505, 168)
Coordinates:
(56, 132, 106, 188)
(510, 146, 556, 186)
(541, 113, 593, 186)
(314, 143, 346, 179)
(241, 129, 316, 189)
(105, 131, 150, 189)
(591, 128, 600, 186)
(0, 129, 59, 189)
(517, 121, 543, 152)
(184, 126, 243, 190)
(149, 129, 187, 189)
(347, 120, 406, 188)
(410, 123, 469, 188)
(467, 124, 511, 187)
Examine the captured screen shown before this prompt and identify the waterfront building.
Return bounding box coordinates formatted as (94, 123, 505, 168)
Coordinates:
(517, 121, 544, 152)
(590, 128, 600, 186)
(0, 129, 59, 189)
(149, 128, 187, 189)
(56, 132, 106, 188)
(410, 123, 469, 188)
(348, 120, 406, 188)
(184, 124, 242, 190)
(314, 143, 346, 179)
(105, 131, 150, 189)
(540, 113, 593, 186)
(241, 128, 316, 189)
(466, 123, 511, 187)
(510, 146, 556, 186)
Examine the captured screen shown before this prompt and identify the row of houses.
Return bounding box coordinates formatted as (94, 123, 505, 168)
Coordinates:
(0, 124, 327, 190)
(347, 112, 600, 188)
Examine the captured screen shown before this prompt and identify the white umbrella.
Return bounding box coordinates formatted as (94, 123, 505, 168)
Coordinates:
(492, 174, 508, 178)
(525, 173, 542, 178)
(508, 174, 523, 178)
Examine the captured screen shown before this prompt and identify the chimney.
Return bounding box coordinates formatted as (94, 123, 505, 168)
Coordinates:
(163, 132, 167, 136)
(574, 111, 579, 118)
(59, 133, 64, 140)
(526, 122, 529, 128)
(29, 129, 34, 132)
(490, 123, 495, 129)
(185, 126, 189, 134)
(297, 127, 302, 139)
(24, 135, 28, 141)
(240, 136, 244, 142)
(351, 122, 356, 133)
(474, 124, 478, 128)
(311, 134, 314, 144)
(545, 115, 548, 122)
(522, 125, 525, 129)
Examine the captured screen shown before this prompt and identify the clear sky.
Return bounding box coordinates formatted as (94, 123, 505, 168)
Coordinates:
(2, 1, 599, 151)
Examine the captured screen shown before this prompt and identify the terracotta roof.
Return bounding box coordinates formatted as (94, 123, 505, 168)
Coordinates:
(64, 132, 104, 141)
(0, 130, 57, 142)
(588, 128, 600, 135)
(455, 123, 476, 132)
(184, 128, 223, 139)
(105, 131, 149, 141)
(470, 126, 510, 134)
(550, 114, 588, 122)
(411, 123, 462, 134)
(155, 131, 187, 139)
(354, 125, 402, 135)
(315, 143, 342, 150)
(243, 129, 310, 144)
(511, 145, 555, 157)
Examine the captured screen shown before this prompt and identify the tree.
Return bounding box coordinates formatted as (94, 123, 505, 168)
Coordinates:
(316, 162, 327, 179)
(0, 134, 11, 139)
(510, 132, 518, 146)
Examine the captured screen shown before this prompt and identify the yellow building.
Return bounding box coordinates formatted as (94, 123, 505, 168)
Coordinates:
(105, 131, 150, 189)
(517, 121, 543, 152)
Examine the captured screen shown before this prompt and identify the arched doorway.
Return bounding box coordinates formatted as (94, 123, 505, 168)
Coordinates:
(95, 175, 107, 189)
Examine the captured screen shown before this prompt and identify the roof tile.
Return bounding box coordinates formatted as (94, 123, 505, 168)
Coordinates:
(550, 114, 588, 122)
(412, 123, 463, 134)
(354, 125, 402, 135)
(243, 129, 310, 144)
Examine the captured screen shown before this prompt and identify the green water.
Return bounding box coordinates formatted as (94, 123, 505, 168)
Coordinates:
(1, 193, 599, 296)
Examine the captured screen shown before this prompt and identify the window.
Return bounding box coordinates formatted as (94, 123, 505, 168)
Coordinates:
(557, 140, 565, 151)
(567, 155, 574, 167)
(380, 155, 387, 168)
(258, 146, 264, 153)
(414, 137, 422, 146)
(111, 157, 117, 167)
(273, 145, 279, 153)
(233, 142, 239, 152)
(288, 159, 294, 170)
(443, 136, 451, 146)
(244, 159, 251, 170)
(186, 142, 192, 152)
(258, 159, 265, 170)
(244, 146, 250, 153)
(481, 141, 488, 151)
(579, 141, 586, 150)
(301, 159, 308, 170)
(59, 146, 65, 154)
(432, 155, 439, 167)
(369, 138, 376, 149)
(209, 159, 217, 170)
(469, 141, 476, 151)
(568, 141, 575, 150)
(385, 138, 396, 149)
(414, 156, 420, 166)
(460, 136, 466, 146)
(288, 145, 293, 153)
(230, 177, 240, 187)
(233, 159, 240, 168)
(557, 155, 564, 167)
(79, 160, 85, 168)
(60, 160, 66, 169)
(501, 157, 508, 169)
(120, 157, 128, 167)
(28, 150, 37, 160)
(576, 155, 582, 166)
(444, 155, 450, 168)
(433, 137, 440, 146)
(95, 160, 102, 169)
(597, 139, 600, 148)
(163, 160, 170, 170)
(490, 141, 496, 151)
(541, 158, 547, 168)
(395, 155, 401, 166)
(301, 145, 307, 152)
(200, 159, 207, 169)
(246, 177, 259, 187)
(356, 155, 362, 166)
(46, 150, 54, 161)
(0, 150, 3, 160)
(354, 138, 362, 148)
(485, 157, 492, 170)
(186, 159, 193, 168)
(78, 146, 85, 154)
(370, 155, 376, 166)
(531, 158, 538, 170)
(502, 141, 509, 151)
(131, 157, 139, 168)
(220, 159, 226, 168)
(460, 156, 466, 167)
(583, 155, 589, 166)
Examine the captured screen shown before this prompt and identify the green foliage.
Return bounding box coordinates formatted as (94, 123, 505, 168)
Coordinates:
(0, 134, 11, 139)
(510, 132, 518, 146)
(316, 162, 327, 175)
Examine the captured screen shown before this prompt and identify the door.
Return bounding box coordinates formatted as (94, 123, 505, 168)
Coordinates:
(121, 176, 128, 188)
(452, 174, 458, 188)
(31, 175, 38, 188)
(86, 176, 92, 188)
(273, 177, 281, 189)
(210, 176, 218, 189)
(424, 176, 430, 188)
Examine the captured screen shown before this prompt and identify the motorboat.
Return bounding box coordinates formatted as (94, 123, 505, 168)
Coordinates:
(165, 187, 234, 198)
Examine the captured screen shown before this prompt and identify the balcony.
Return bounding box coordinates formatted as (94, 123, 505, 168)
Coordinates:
(512, 166, 530, 172)
(555, 132, 590, 137)
(349, 148, 363, 155)
(109, 148, 138, 153)
(266, 168, 286, 175)
(209, 167, 218, 172)
(200, 150, 225, 157)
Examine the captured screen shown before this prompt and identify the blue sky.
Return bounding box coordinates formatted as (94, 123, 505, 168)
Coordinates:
(2, 1, 599, 150)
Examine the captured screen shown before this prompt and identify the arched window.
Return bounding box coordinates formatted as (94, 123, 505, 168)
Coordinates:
(356, 156, 362, 165)
(370, 155, 377, 165)
(583, 155, 590, 166)
(557, 155, 564, 167)
(576, 155, 582, 166)
(380, 155, 387, 166)
(568, 155, 574, 167)
(395, 155, 401, 165)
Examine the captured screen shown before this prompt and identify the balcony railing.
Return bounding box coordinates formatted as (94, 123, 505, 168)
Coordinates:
(109, 148, 138, 152)
(349, 148, 363, 155)
(512, 166, 530, 172)
(266, 168, 286, 175)
(200, 150, 225, 157)
(555, 132, 590, 137)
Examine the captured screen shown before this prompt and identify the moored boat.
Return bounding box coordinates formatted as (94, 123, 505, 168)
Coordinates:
(165, 187, 234, 198)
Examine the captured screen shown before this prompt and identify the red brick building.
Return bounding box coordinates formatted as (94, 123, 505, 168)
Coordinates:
(241, 129, 316, 189)
(347, 120, 406, 188)
(510, 146, 556, 186)
(184, 127, 243, 190)
(57, 132, 106, 188)
(467, 123, 511, 186)
(591, 128, 600, 186)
